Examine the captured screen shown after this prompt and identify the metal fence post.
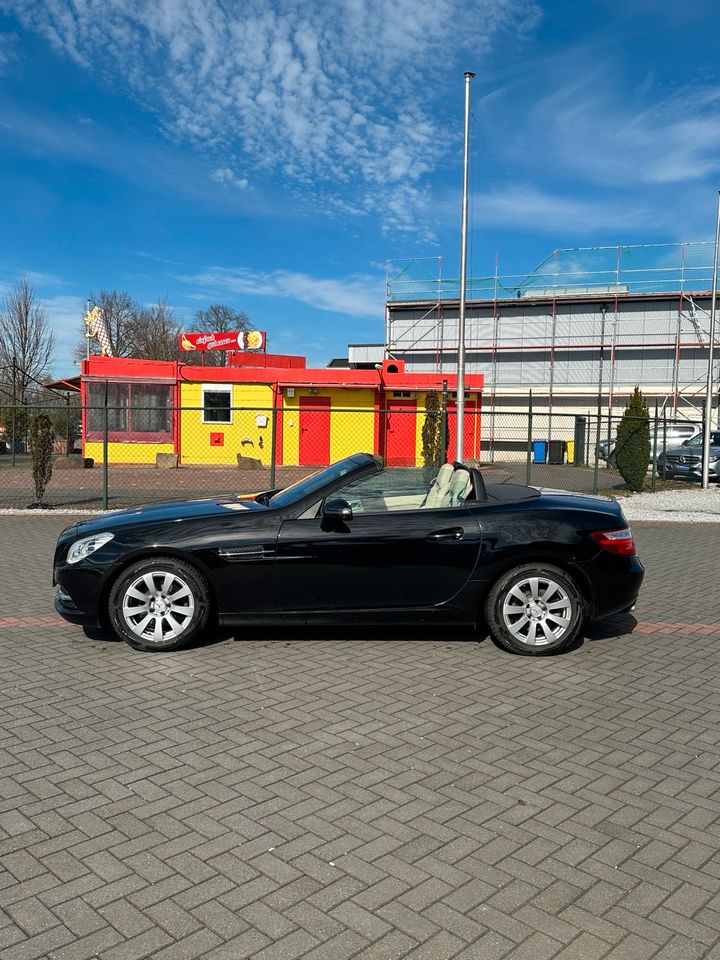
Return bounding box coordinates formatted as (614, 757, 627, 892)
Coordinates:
(526, 390, 533, 486)
(652, 402, 659, 492)
(593, 412, 601, 495)
(66, 396, 71, 456)
(269, 400, 278, 490)
(102, 383, 109, 511)
(440, 379, 448, 461)
(11, 356, 16, 468)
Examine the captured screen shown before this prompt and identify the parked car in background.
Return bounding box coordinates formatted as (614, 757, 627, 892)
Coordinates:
(657, 431, 720, 481)
(53, 453, 644, 657)
(596, 420, 702, 466)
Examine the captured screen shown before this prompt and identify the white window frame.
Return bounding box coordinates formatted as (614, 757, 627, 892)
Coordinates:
(202, 384, 233, 424)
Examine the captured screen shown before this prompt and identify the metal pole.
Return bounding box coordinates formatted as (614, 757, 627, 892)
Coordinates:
(269, 394, 278, 490)
(102, 381, 109, 511)
(652, 401, 658, 492)
(66, 395, 71, 456)
(440, 379, 448, 461)
(86, 298, 92, 361)
(10, 355, 16, 468)
(701, 191, 720, 488)
(456, 70, 475, 463)
(598, 304, 607, 466)
(526, 390, 533, 486)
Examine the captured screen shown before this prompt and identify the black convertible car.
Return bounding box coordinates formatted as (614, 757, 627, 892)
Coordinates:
(53, 454, 644, 656)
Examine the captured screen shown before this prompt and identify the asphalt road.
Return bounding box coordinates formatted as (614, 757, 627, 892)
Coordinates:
(1, 519, 719, 959)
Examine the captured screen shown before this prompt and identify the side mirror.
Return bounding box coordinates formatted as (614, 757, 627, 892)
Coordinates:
(323, 498, 353, 522)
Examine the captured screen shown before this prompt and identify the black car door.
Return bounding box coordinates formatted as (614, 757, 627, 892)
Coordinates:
(275, 505, 482, 612)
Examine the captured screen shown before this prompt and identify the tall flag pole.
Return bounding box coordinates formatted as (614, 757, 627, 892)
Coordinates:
(701, 190, 720, 488)
(456, 70, 475, 463)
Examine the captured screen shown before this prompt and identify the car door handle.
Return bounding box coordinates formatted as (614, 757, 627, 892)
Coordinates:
(427, 527, 464, 542)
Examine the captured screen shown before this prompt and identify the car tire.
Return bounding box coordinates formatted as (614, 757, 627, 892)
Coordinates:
(108, 556, 211, 652)
(484, 563, 584, 656)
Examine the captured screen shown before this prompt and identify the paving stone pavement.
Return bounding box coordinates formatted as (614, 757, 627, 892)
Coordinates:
(1, 516, 719, 959)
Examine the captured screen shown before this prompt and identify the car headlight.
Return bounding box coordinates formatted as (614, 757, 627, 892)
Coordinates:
(66, 532, 114, 564)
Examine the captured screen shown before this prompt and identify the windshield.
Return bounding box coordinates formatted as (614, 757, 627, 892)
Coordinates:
(685, 433, 720, 447)
(266, 456, 376, 509)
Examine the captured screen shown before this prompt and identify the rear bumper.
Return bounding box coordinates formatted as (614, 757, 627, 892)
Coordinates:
(577, 554, 645, 619)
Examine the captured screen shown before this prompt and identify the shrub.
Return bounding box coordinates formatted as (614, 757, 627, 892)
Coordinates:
(421, 391, 445, 483)
(28, 413, 54, 504)
(615, 387, 651, 491)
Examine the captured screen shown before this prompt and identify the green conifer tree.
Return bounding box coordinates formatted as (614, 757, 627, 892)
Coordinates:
(615, 386, 651, 492)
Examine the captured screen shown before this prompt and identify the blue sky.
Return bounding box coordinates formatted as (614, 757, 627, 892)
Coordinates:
(0, 0, 719, 375)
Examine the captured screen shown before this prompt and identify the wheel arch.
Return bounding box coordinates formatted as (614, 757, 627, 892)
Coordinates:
(98, 548, 218, 629)
(476, 553, 593, 618)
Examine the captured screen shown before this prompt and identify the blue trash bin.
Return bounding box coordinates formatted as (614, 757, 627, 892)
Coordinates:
(533, 440, 547, 464)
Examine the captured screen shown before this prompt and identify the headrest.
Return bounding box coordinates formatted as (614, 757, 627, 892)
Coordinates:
(449, 469, 472, 504)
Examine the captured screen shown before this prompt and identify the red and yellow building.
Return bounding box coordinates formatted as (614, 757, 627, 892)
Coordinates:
(80, 353, 484, 466)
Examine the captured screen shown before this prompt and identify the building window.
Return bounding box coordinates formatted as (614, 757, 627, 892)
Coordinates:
(86, 381, 173, 442)
(202, 385, 232, 423)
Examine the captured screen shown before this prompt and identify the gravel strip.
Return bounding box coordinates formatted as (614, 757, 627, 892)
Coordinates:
(620, 487, 720, 522)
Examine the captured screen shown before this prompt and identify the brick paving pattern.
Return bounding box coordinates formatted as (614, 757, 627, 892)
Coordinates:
(1, 517, 719, 959)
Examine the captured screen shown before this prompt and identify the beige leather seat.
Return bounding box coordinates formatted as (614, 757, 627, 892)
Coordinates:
(422, 463, 455, 508)
(448, 468, 472, 506)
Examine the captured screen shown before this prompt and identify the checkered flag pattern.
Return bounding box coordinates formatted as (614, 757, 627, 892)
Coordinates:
(85, 305, 114, 357)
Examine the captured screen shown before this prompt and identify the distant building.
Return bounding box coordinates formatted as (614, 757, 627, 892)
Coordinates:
(347, 242, 717, 456)
(79, 352, 483, 466)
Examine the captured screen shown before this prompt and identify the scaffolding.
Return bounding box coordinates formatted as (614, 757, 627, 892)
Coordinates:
(383, 243, 720, 456)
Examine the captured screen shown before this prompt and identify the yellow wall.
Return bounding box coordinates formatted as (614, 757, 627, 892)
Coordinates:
(412, 391, 482, 463)
(86, 381, 483, 467)
(179, 382, 274, 465)
(281, 388, 375, 465)
(85, 441, 174, 464)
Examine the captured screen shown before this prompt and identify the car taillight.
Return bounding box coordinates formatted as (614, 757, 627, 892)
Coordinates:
(591, 527, 636, 556)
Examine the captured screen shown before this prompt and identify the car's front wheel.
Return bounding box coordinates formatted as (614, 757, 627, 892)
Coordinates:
(484, 563, 584, 656)
(108, 557, 211, 651)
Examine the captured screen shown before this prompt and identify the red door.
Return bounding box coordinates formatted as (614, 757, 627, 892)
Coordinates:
(385, 399, 417, 467)
(447, 400, 479, 461)
(299, 396, 331, 466)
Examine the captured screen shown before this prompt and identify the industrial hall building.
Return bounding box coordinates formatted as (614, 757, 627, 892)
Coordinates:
(348, 242, 718, 456)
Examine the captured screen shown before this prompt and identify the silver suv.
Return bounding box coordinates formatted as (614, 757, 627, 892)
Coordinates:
(657, 431, 720, 481)
(596, 420, 702, 466)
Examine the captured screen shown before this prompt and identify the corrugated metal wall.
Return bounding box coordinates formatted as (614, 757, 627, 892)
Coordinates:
(388, 294, 714, 402)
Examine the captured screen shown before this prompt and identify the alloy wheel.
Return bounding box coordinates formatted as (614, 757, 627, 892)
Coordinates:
(121, 570, 196, 645)
(501, 574, 572, 647)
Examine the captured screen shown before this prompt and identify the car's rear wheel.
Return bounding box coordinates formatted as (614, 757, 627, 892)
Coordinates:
(108, 557, 211, 652)
(484, 563, 583, 656)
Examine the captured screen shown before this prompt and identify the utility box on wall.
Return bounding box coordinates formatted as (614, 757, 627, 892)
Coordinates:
(210, 433, 224, 446)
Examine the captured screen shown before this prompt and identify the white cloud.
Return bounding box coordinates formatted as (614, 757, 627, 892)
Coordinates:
(41, 294, 84, 338)
(211, 167, 248, 190)
(526, 64, 720, 189)
(3, 0, 541, 233)
(473, 184, 657, 233)
(179, 266, 384, 318)
(0, 32, 17, 72)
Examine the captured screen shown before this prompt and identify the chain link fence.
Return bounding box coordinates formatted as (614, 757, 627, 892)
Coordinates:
(0, 400, 705, 509)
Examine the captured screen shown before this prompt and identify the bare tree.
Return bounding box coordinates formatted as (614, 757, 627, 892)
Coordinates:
(194, 304, 250, 333)
(0, 280, 55, 398)
(128, 301, 183, 361)
(74, 289, 139, 361)
(186, 304, 251, 366)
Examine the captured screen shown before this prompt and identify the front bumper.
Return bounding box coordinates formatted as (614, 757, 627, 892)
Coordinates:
(54, 584, 100, 627)
(660, 462, 719, 480)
